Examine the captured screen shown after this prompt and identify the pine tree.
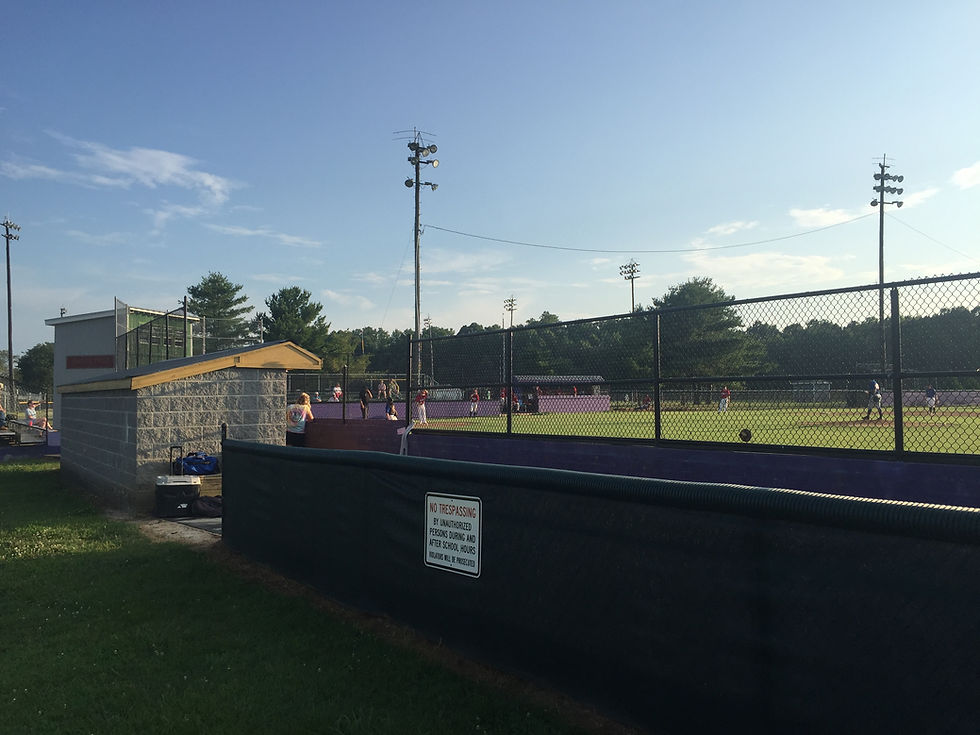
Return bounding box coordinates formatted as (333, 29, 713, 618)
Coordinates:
(186, 272, 254, 350)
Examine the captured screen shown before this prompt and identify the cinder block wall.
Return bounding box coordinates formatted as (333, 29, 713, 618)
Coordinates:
(61, 368, 287, 512)
(60, 388, 139, 508)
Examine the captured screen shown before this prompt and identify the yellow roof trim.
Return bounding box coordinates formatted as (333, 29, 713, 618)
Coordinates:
(58, 342, 322, 394)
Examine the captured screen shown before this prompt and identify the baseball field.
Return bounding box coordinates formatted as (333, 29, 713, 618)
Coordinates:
(426, 405, 980, 455)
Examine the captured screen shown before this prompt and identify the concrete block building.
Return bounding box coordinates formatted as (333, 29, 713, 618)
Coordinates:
(58, 341, 321, 512)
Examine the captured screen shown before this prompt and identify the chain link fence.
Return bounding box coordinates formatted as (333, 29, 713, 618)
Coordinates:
(115, 305, 260, 370)
(287, 372, 407, 404)
(407, 273, 980, 457)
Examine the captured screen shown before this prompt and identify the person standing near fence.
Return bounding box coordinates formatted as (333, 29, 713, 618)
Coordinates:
(414, 389, 428, 425)
(377, 379, 387, 401)
(469, 388, 480, 417)
(925, 385, 938, 414)
(359, 385, 373, 419)
(863, 379, 883, 421)
(286, 392, 314, 447)
(718, 386, 731, 412)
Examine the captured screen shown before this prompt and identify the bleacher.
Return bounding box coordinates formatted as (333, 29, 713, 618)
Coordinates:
(3, 420, 48, 446)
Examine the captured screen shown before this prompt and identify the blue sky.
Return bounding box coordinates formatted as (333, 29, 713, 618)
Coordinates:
(2, 1, 979, 354)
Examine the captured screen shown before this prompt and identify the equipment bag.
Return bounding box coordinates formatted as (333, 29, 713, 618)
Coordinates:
(173, 451, 220, 476)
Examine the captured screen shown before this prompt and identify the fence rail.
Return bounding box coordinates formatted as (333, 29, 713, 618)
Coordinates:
(405, 273, 980, 458)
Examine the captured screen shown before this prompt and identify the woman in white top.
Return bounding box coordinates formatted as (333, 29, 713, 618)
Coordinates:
(285, 392, 314, 447)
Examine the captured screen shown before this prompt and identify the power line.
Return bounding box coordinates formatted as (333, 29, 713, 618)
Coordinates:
(425, 214, 875, 254)
(885, 212, 980, 264)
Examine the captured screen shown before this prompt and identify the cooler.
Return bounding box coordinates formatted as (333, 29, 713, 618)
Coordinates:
(155, 475, 201, 517)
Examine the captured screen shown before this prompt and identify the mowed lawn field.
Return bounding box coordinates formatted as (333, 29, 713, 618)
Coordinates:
(426, 405, 980, 455)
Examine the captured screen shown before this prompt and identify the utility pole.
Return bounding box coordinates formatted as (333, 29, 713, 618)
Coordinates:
(870, 156, 904, 375)
(619, 259, 640, 312)
(3, 217, 20, 412)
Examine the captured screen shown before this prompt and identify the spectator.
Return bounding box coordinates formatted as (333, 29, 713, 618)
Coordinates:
(385, 397, 398, 421)
(331, 384, 342, 402)
(285, 393, 314, 446)
(25, 400, 54, 432)
(377, 379, 388, 400)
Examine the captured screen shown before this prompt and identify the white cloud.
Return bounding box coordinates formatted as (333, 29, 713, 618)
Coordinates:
(899, 187, 939, 208)
(205, 224, 321, 248)
(4, 133, 240, 230)
(683, 250, 847, 291)
(951, 161, 980, 189)
(706, 220, 758, 236)
(788, 208, 857, 227)
(321, 289, 374, 309)
(588, 257, 611, 267)
(251, 272, 306, 284)
(421, 247, 509, 275)
(65, 229, 133, 247)
(49, 132, 236, 205)
(0, 160, 130, 189)
(149, 204, 207, 230)
(355, 272, 389, 285)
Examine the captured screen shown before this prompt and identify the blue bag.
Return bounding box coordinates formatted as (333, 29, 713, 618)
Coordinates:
(173, 451, 220, 475)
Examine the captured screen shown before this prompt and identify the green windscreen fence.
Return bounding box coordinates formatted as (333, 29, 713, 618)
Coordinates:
(221, 439, 980, 733)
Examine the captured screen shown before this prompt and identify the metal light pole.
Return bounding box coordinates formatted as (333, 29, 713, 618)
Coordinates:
(403, 130, 439, 384)
(504, 296, 517, 327)
(870, 156, 904, 374)
(3, 218, 20, 411)
(423, 314, 434, 384)
(620, 259, 640, 312)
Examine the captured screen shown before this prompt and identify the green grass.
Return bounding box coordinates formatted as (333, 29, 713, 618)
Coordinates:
(426, 405, 980, 455)
(0, 460, 591, 735)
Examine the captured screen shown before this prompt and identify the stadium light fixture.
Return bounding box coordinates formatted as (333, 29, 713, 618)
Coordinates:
(504, 296, 517, 327)
(619, 259, 640, 312)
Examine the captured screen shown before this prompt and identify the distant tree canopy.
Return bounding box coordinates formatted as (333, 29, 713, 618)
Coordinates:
(256, 287, 331, 358)
(18, 342, 54, 394)
(649, 278, 762, 378)
(187, 272, 254, 349)
(250, 276, 976, 389)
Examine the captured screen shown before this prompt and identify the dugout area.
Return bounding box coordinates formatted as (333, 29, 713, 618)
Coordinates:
(221, 439, 980, 734)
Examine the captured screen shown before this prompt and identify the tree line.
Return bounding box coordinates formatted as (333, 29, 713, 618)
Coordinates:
(187, 273, 979, 389)
(7, 273, 977, 399)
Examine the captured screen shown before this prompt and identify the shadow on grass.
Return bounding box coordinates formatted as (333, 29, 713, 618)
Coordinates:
(0, 459, 631, 735)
